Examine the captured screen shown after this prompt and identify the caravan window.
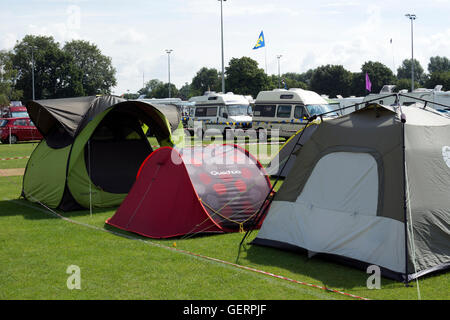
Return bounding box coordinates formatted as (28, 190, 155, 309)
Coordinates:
(227, 105, 249, 116)
(306, 104, 339, 117)
(219, 106, 226, 117)
(195, 107, 206, 117)
(206, 107, 218, 116)
(294, 105, 307, 119)
(277, 105, 292, 118)
(254, 105, 276, 117)
(195, 107, 217, 117)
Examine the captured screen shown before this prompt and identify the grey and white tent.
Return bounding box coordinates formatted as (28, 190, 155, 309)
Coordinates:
(253, 103, 450, 281)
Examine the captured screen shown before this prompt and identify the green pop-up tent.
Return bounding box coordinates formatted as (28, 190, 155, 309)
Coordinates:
(22, 95, 183, 211)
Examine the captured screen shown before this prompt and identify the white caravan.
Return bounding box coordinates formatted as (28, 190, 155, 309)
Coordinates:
(330, 95, 365, 115)
(363, 85, 450, 112)
(252, 88, 338, 139)
(187, 92, 252, 137)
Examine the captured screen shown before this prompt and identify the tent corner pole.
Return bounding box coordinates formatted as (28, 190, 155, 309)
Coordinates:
(401, 119, 410, 287)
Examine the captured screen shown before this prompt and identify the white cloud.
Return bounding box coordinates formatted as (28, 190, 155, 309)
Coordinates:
(320, 1, 361, 8)
(0, 33, 18, 50)
(2, 0, 450, 95)
(113, 28, 147, 46)
(183, 0, 300, 17)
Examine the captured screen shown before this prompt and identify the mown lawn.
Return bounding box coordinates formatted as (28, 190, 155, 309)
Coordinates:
(0, 141, 448, 300)
(0, 141, 39, 169)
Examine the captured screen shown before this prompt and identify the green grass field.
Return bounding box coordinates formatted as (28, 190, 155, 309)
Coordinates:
(0, 140, 448, 300)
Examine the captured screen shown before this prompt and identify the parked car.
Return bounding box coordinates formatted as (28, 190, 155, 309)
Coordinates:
(0, 117, 43, 144)
(0, 105, 29, 118)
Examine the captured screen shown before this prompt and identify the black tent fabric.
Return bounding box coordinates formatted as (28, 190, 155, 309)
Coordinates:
(27, 96, 124, 140)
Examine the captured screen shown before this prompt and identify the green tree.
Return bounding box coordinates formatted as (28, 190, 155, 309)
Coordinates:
(0, 50, 23, 106)
(349, 72, 364, 96)
(225, 57, 270, 98)
(280, 73, 308, 90)
(138, 79, 163, 98)
(309, 64, 353, 98)
(178, 82, 191, 100)
(397, 58, 425, 85)
(283, 71, 313, 86)
(428, 56, 450, 74)
(350, 61, 396, 96)
(269, 72, 309, 90)
(268, 74, 279, 90)
(425, 71, 450, 91)
(11, 35, 83, 100)
(122, 92, 139, 100)
(361, 61, 396, 94)
(394, 78, 420, 92)
(151, 83, 178, 98)
(63, 40, 116, 95)
(191, 67, 221, 96)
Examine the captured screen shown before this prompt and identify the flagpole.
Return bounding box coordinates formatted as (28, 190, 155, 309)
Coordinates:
(265, 46, 267, 74)
(219, 0, 226, 93)
(390, 38, 396, 74)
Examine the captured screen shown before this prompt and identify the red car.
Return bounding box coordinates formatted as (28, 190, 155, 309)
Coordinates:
(0, 117, 43, 144)
(0, 105, 29, 118)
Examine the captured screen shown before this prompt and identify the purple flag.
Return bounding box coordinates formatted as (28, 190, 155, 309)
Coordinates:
(365, 73, 372, 92)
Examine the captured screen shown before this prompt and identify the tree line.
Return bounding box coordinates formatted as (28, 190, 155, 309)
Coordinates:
(0, 35, 116, 106)
(2, 34, 450, 106)
(136, 56, 450, 101)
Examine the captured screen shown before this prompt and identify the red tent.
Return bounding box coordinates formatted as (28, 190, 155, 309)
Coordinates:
(106, 144, 272, 238)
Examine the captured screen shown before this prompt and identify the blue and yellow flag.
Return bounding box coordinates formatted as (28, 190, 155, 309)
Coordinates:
(253, 31, 265, 50)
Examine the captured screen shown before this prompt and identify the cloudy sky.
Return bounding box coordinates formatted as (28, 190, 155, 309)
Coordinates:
(1, 0, 450, 95)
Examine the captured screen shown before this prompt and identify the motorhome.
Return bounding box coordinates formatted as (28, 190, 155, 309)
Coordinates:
(136, 97, 195, 127)
(187, 92, 252, 138)
(363, 85, 450, 112)
(252, 88, 338, 139)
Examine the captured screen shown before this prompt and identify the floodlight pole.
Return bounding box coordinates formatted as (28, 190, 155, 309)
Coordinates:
(165, 49, 173, 98)
(405, 14, 417, 92)
(277, 55, 282, 88)
(219, 0, 226, 93)
(31, 47, 35, 100)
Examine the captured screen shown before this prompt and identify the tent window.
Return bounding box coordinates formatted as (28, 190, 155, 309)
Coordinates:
(297, 152, 379, 216)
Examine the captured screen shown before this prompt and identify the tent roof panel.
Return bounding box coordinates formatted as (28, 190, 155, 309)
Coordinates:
(26, 95, 125, 139)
